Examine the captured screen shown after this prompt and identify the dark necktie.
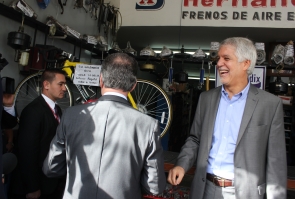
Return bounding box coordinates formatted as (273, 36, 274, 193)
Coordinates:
(54, 104, 62, 122)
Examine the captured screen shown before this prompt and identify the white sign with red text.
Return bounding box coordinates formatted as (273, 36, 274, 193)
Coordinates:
(120, 0, 295, 28)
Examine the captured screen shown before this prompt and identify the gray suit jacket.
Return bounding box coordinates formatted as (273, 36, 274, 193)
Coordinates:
(43, 95, 166, 199)
(176, 85, 287, 199)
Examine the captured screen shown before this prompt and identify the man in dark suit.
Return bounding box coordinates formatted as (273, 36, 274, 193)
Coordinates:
(13, 68, 67, 199)
(168, 37, 286, 199)
(43, 53, 166, 199)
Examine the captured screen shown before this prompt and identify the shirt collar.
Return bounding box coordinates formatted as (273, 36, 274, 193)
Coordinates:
(103, 92, 127, 100)
(221, 81, 250, 101)
(41, 94, 56, 110)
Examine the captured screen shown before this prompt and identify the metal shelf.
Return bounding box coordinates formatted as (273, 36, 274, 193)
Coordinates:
(0, 3, 102, 56)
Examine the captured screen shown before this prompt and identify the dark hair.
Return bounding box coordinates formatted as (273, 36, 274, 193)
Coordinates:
(41, 68, 67, 83)
(101, 53, 138, 92)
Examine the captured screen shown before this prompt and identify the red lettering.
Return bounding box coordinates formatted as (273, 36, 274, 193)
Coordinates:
(183, 0, 291, 8)
(217, 0, 227, 6)
(251, 0, 266, 7)
(184, 0, 198, 6)
(202, 0, 214, 6)
(232, 0, 247, 7)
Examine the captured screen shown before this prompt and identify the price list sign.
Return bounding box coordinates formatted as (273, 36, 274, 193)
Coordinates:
(73, 64, 101, 86)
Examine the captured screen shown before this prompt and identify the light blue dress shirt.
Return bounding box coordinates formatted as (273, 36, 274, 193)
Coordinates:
(207, 81, 250, 180)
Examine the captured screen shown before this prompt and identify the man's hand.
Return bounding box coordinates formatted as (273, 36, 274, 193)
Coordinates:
(26, 190, 41, 199)
(3, 94, 15, 107)
(167, 166, 185, 185)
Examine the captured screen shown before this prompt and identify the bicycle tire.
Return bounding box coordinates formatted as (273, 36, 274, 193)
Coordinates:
(130, 79, 173, 137)
(14, 72, 73, 117)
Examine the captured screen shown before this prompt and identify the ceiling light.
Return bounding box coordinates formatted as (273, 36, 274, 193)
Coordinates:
(188, 76, 215, 81)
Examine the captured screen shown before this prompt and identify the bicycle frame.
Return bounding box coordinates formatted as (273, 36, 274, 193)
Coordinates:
(128, 93, 138, 109)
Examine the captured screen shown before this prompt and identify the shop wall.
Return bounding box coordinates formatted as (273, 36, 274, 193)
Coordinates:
(0, 0, 118, 87)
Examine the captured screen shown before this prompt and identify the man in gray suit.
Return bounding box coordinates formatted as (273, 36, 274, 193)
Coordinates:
(43, 53, 166, 199)
(168, 37, 286, 199)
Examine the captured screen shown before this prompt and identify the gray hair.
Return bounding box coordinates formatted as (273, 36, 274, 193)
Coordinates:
(101, 53, 138, 92)
(219, 37, 257, 75)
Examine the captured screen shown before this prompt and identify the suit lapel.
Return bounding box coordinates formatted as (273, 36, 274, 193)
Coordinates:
(207, 87, 222, 151)
(38, 96, 59, 125)
(236, 85, 259, 146)
(98, 95, 131, 107)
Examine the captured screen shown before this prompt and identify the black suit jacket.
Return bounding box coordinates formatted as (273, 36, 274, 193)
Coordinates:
(1, 108, 17, 129)
(13, 95, 61, 195)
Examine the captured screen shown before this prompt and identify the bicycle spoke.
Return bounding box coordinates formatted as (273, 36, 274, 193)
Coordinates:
(18, 80, 40, 98)
(137, 82, 149, 105)
(17, 88, 38, 100)
(142, 88, 158, 107)
(129, 79, 172, 137)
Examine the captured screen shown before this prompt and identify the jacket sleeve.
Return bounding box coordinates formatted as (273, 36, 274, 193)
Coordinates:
(266, 99, 287, 199)
(141, 121, 166, 195)
(43, 112, 67, 178)
(2, 108, 17, 129)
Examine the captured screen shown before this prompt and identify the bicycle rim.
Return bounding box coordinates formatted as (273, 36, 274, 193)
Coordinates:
(130, 79, 173, 137)
(14, 73, 73, 117)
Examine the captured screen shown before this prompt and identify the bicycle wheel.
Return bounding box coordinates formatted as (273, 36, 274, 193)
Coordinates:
(14, 72, 73, 117)
(130, 79, 173, 137)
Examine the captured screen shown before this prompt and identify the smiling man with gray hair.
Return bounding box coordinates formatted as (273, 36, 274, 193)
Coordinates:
(168, 37, 286, 199)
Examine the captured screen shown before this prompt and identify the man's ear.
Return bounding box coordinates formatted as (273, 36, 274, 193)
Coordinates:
(130, 81, 137, 93)
(43, 80, 50, 90)
(243, 60, 251, 71)
(99, 75, 104, 88)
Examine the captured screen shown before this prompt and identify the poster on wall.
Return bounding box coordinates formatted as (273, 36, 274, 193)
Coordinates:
(215, 66, 266, 90)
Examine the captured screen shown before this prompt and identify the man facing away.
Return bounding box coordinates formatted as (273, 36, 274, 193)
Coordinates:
(168, 37, 286, 199)
(12, 68, 67, 199)
(43, 53, 166, 199)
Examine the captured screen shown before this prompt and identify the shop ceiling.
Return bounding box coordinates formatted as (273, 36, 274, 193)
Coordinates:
(117, 26, 295, 52)
(116, 26, 295, 79)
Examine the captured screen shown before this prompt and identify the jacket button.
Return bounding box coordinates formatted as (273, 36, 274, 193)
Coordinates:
(202, 178, 205, 182)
